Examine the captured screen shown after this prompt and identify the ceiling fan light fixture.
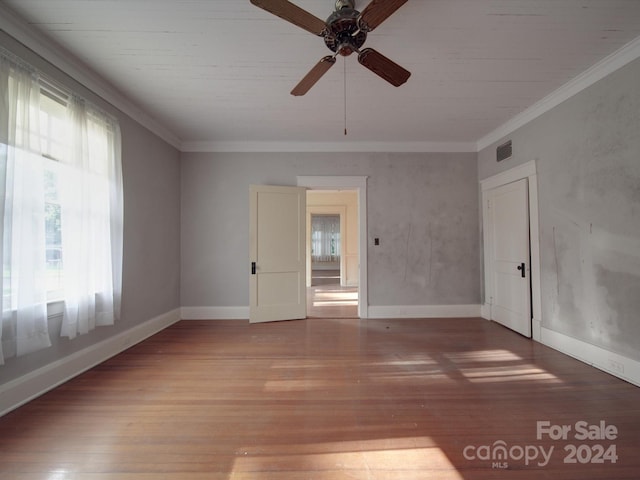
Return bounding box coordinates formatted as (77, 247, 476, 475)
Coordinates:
(250, 0, 411, 94)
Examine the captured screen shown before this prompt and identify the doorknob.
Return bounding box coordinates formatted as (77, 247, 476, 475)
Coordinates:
(251, 262, 256, 275)
(517, 262, 525, 278)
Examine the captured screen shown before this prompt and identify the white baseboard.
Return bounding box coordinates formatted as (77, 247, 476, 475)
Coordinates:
(481, 303, 491, 320)
(541, 327, 640, 387)
(367, 304, 481, 319)
(0, 308, 181, 417)
(181, 306, 249, 320)
(180, 305, 482, 320)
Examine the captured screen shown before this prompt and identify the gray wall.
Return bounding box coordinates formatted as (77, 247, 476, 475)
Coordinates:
(180, 152, 479, 309)
(0, 32, 182, 383)
(478, 58, 640, 361)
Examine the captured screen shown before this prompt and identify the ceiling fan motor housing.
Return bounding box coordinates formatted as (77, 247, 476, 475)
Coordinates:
(324, 7, 367, 56)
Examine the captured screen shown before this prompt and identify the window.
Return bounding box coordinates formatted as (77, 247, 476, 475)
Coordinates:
(40, 86, 68, 298)
(1, 50, 123, 364)
(311, 215, 341, 263)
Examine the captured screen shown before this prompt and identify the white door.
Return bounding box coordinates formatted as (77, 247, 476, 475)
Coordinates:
(249, 185, 306, 323)
(486, 178, 531, 337)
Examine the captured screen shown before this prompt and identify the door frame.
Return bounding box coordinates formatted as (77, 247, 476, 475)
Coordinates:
(297, 176, 368, 318)
(480, 160, 541, 341)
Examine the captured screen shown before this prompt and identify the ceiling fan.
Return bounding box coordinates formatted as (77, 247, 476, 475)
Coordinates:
(250, 0, 411, 95)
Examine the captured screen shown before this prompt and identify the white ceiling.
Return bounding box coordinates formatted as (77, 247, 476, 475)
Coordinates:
(2, 0, 640, 151)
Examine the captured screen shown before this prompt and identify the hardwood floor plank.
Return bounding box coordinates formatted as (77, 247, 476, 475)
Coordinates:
(2, 318, 640, 479)
(307, 284, 358, 318)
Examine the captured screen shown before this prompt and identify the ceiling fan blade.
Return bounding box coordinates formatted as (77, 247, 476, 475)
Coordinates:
(250, 0, 326, 35)
(358, 0, 408, 32)
(358, 48, 410, 87)
(291, 56, 336, 96)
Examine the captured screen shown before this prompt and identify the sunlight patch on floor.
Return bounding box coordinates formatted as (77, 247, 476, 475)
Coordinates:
(231, 439, 463, 479)
(460, 364, 564, 384)
(445, 349, 524, 363)
(313, 299, 359, 307)
(313, 290, 358, 307)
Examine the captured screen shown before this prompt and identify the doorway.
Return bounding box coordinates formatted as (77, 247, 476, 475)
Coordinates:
(297, 175, 368, 318)
(248, 177, 367, 323)
(305, 189, 360, 318)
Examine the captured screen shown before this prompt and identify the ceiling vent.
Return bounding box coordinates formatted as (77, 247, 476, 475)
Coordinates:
(496, 140, 512, 162)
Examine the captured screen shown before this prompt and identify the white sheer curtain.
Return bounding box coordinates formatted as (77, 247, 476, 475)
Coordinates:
(1, 53, 51, 363)
(311, 215, 340, 263)
(59, 97, 123, 339)
(0, 49, 123, 362)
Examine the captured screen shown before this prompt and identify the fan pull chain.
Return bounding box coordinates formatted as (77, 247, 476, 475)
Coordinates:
(344, 56, 348, 136)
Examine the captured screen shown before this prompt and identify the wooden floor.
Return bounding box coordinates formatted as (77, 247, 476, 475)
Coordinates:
(2, 318, 640, 479)
(307, 284, 358, 318)
(308, 270, 358, 319)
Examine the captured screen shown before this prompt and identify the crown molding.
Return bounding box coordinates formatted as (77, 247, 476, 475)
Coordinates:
(0, 4, 182, 150)
(477, 35, 640, 152)
(180, 140, 477, 153)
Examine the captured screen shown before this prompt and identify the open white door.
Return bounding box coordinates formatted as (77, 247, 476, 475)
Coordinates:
(487, 178, 531, 337)
(250, 185, 306, 323)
